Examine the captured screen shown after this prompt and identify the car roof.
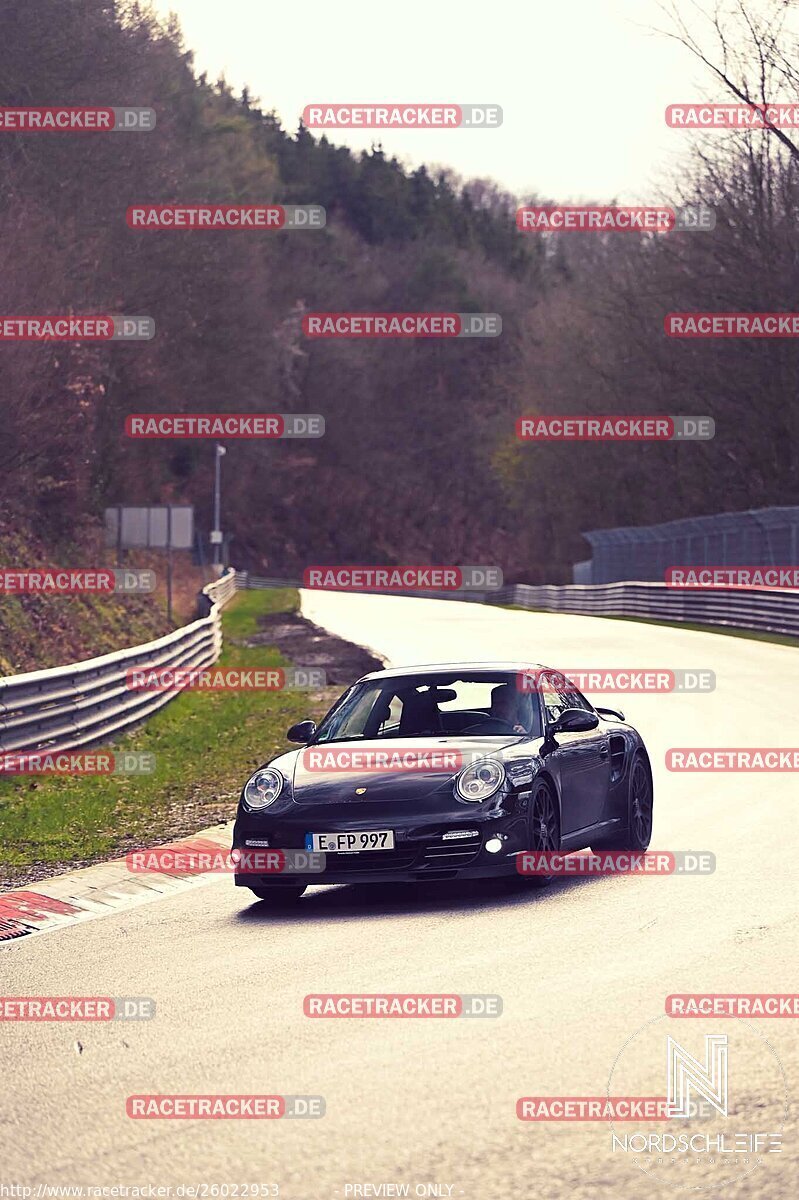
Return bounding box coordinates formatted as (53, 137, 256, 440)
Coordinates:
(356, 661, 548, 683)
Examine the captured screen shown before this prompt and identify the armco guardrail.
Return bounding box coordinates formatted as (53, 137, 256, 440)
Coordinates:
(0, 569, 237, 758)
(236, 571, 799, 637)
(511, 581, 799, 637)
(233, 571, 512, 602)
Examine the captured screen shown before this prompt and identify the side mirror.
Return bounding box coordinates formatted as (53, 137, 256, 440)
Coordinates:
(287, 719, 317, 743)
(551, 708, 599, 734)
(596, 706, 625, 722)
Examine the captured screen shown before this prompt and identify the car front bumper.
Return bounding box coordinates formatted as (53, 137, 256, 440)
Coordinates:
(232, 800, 531, 886)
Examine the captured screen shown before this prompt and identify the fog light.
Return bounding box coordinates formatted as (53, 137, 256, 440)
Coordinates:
(485, 837, 503, 854)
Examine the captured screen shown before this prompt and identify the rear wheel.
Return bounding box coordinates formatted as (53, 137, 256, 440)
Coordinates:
(594, 752, 653, 851)
(248, 885, 306, 906)
(524, 779, 561, 888)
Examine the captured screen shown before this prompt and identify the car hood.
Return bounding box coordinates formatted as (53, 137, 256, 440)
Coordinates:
(289, 735, 517, 804)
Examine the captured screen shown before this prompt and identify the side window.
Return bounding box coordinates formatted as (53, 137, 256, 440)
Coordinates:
(541, 672, 594, 725)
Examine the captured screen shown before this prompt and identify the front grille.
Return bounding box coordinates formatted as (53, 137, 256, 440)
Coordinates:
(323, 850, 418, 873)
(319, 831, 484, 875)
(420, 832, 482, 870)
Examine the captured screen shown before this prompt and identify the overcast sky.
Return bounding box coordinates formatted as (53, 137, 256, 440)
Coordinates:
(148, 0, 734, 202)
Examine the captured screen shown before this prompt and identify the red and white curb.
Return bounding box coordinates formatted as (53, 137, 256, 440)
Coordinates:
(0, 823, 233, 943)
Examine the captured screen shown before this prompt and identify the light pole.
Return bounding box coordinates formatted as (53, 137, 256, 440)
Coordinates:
(212, 443, 226, 572)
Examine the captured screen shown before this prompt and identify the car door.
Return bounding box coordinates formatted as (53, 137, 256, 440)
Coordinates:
(540, 673, 610, 835)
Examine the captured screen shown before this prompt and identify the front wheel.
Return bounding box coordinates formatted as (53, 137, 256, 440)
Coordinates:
(524, 779, 561, 889)
(594, 752, 653, 851)
(248, 885, 306, 906)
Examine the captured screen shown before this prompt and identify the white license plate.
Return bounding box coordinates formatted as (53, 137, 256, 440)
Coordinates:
(305, 830, 395, 852)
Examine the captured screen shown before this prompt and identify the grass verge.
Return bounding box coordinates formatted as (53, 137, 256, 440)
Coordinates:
(0, 588, 334, 886)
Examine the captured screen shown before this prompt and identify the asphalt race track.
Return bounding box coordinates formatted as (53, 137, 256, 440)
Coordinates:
(2, 593, 798, 1198)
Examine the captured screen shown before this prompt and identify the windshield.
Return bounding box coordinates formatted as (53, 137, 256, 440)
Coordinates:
(313, 672, 542, 742)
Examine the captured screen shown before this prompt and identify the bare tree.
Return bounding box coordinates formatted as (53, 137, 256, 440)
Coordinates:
(654, 1, 799, 160)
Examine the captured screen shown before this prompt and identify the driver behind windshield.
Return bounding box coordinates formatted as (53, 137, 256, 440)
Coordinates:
(490, 683, 532, 735)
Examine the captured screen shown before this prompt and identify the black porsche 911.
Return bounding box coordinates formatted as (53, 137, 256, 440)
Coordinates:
(232, 662, 654, 905)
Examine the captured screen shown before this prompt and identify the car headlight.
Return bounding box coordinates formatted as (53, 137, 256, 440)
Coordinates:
(456, 758, 505, 802)
(243, 767, 284, 811)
